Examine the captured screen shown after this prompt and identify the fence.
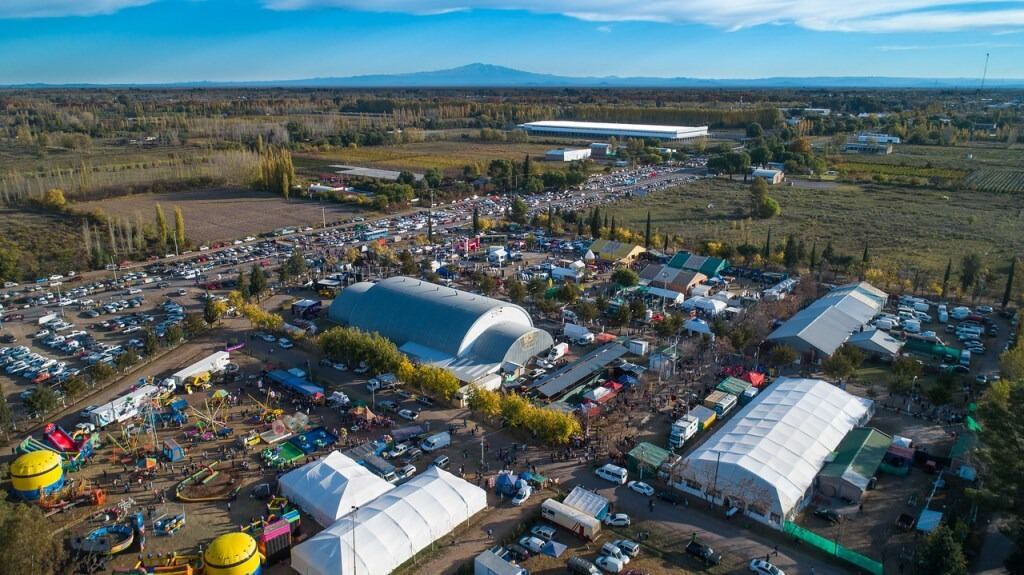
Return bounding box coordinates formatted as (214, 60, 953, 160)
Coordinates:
(783, 521, 884, 575)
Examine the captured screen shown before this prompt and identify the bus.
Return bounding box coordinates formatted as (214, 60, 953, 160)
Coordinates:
(361, 228, 389, 242)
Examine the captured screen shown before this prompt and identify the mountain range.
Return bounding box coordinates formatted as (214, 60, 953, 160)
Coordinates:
(6, 63, 1024, 89)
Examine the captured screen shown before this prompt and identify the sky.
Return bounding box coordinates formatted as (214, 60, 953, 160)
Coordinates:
(1, 0, 1023, 83)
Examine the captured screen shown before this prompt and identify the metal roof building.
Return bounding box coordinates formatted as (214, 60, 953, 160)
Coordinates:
(817, 427, 891, 502)
(535, 343, 628, 399)
(766, 282, 887, 357)
(328, 277, 553, 383)
(517, 121, 709, 141)
(670, 378, 873, 529)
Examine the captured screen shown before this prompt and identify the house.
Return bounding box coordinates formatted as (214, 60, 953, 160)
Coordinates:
(857, 132, 901, 145)
(751, 168, 785, 185)
(667, 251, 729, 277)
(587, 239, 646, 265)
(639, 263, 707, 295)
(589, 143, 616, 157)
(843, 142, 893, 155)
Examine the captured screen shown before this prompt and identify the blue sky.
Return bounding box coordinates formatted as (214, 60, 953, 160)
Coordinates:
(1, 0, 1023, 83)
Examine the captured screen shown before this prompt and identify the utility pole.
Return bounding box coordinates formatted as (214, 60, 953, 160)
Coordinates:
(350, 506, 358, 575)
(480, 435, 486, 473)
(322, 207, 327, 229)
(710, 450, 721, 508)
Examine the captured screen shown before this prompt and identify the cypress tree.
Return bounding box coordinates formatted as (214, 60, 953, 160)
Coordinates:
(941, 258, 952, 298)
(644, 211, 652, 248)
(1003, 257, 1016, 309)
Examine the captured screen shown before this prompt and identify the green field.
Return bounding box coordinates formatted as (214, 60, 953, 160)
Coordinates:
(608, 177, 1024, 277)
(965, 169, 1024, 193)
(295, 140, 560, 176)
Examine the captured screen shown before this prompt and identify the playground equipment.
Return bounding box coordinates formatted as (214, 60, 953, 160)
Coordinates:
(163, 438, 187, 462)
(175, 462, 241, 503)
(203, 532, 264, 575)
(115, 553, 199, 575)
(39, 481, 107, 515)
(154, 510, 187, 536)
(44, 422, 94, 456)
(70, 512, 143, 556)
(184, 372, 212, 394)
(247, 391, 283, 422)
(10, 450, 65, 500)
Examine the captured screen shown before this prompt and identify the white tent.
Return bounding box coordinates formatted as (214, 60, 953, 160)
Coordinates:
(279, 451, 395, 527)
(291, 466, 488, 575)
(672, 378, 872, 529)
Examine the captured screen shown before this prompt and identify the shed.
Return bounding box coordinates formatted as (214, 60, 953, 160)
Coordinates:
(627, 442, 673, 479)
(716, 377, 752, 397)
(817, 428, 892, 502)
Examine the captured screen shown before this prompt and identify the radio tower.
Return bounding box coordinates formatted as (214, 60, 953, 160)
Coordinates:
(980, 52, 990, 91)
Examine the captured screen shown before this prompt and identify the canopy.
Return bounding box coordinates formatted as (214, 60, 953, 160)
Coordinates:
(279, 451, 394, 527)
(542, 540, 567, 558)
(291, 466, 487, 575)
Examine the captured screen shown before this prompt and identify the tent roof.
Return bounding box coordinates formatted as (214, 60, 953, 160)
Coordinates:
(767, 282, 887, 356)
(291, 466, 487, 575)
(677, 378, 872, 518)
(563, 486, 610, 519)
(279, 451, 395, 527)
(818, 428, 892, 491)
(848, 329, 904, 356)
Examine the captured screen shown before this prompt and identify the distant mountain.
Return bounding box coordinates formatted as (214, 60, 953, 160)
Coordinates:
(6, 63, 1024, 89)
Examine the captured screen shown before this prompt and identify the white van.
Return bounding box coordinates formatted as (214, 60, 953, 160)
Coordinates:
(420, 431, 451, 452)
(959, 350, 971, 367)
(595, 463, 628, 485)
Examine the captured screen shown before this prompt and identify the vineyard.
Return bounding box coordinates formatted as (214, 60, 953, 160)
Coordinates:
(965, 169, 1024, 193)
(832, 161, 968, 180)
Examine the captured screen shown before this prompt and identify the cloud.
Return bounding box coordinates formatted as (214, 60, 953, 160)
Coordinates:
(261, 0, 1024, 33)
(878, 42, 1024, 51)
(0, 0, 155, 18)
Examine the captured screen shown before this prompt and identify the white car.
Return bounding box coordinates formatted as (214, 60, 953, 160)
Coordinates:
(385, 443, 410, 459)
(518, 536, 545, 554)
(278, 338, 294, 349)
(512, 485, 533, 506)
(595, 555, 625, 573)
(611, 539, 640, 558)
(260, 333, 277, 342)
(749, 559, 785, 575)
(603, 513, 631, 527)
(397, 408, 419, 421)
(332, 362, 349, 371)
(627, 480, 654, 497)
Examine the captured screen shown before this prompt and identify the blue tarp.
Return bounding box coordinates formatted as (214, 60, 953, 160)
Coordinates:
(267, 369, 324, 398)
(495, 472, 519, 495)
(541, 541, 567, 558)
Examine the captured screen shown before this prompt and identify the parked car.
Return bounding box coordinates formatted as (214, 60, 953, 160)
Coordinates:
(685, 541, 722, 565)
(397, 464, 416, 480)
(603, 513, 631, 527)
(657, 490, 684, 505)
(397, 408, 419, 421)
(627, 480, 654, 497)
(813, 507, 842, 524)
(567, 557, 600, 575)
(518, 536, 545, 554)
(595, 555, 625, 573)
(278, 338, 294, 349)
(749, 559, 785, 575)
(612, 540, 640, 558)
(530, 525, 556, 542)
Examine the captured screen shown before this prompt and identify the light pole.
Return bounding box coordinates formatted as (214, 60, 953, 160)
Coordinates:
(350, 505, 358, 575)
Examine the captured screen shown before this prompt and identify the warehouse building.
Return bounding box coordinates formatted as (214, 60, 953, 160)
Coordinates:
(586, 239, 646, 265)
(517, 121, 708, 141)
(767, 282, 887, 358)
(545, 147, 592, 162)
(817, 427, 892, 502)
(328, 277, 553, 383)
(669, 377, 873, 529)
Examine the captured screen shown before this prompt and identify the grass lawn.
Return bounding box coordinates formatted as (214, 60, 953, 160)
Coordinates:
(607, 177, 1024, 276)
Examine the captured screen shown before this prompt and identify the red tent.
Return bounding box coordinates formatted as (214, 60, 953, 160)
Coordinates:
(743, 371, 766, 388)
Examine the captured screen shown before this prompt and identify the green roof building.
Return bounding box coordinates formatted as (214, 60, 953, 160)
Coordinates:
(667, 251, 729, 277)
(627, 442, 677, 480)
(817, 427, 891, 502)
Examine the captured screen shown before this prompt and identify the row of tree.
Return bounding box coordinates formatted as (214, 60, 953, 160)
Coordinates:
(467, 387, 582, 445)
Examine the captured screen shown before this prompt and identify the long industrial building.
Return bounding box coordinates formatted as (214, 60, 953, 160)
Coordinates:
(766, 282, 887, 358)
(517, 120, 709, 141)
(328, 277, 553, 383)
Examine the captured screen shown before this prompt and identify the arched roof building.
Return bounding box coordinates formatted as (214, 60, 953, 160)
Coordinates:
(328, 277, 553, 382)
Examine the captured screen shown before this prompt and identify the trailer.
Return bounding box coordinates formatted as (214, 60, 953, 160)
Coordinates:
(90, 385, 160, 428)
(668, 414, 699, 449)
(690, 405, 717, 431)
(166, 351, 231, 390)
(562, 323, 594, 345)
(540, 498, 601, 540)
(703, 390, 738, 417)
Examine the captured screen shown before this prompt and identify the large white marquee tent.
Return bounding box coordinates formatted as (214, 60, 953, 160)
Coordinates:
(291, 466, 487, 575)
(279, 451, 395, 527)
(673, 378, 873, 528)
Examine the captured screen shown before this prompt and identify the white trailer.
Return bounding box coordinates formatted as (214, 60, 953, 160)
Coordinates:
(563, 323, 594, 345)
(547, 342, 569, 361)
(668, 414, 699, 449)
(90, 384, 160, 428)
(540, 498, 601, 540)
(167, 351, 231, 389)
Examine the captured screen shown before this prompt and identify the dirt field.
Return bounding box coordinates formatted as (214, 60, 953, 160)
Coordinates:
(75, 188, 368, 244)
(295, 140, 559, 176)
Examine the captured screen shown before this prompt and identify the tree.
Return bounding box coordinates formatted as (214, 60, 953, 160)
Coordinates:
(589, 208, 601, 238)
(62, 375, 88, 401)
(510, 196, 528, 224)
(249, 264, 267, 301)
(1004, 257, 1017, 309)
(472, 206, 480, 235)
(575, 301, 600, 324)
(424, 167, 442, 188)
(173, 206, 186, 248)
(861, 243, 870, 266)
(556, 282, 582, 304)
(611, 268, 639, 287)
(749, 146, 771, 167)
(24, 385, 57, 415)
(41, 188, 67, 211)
(942, 258, 952, 298)
(116, 347, 139, 370)
(204, 297, 223, 326)
(783, 235, 799, 269)
(821, 353, 854, 382)
(522, 153, 532, 183)
(890, 357, 922, 394)
(728, 326, 754, 353)
(165, 324, 184, 344)
(613, 305, 632, 330)
(467, 387, 502, 419)
(90, 361, 116, 383)
(155, 203, 169, 247)
(750, 177, 780, 218)
(644, 211, 652, 248)
(477, 274, 497, 295)
(763, 228, 772, 260)
(0, 496, 67, 575)
(143, 328, 159, 356)
(487, 159, 514, 192)
(808, 241, 818, 272)
(462, 163, 481, 181)
(506, 278, 527, 303)
(285, 249, 308, 281)
(746, 122, 764, 138)
(399, 250, 418, 276)
(769, 345, 797, 368)
(913, 525, 968, 575)
(527, 277, 547, 300)
(961, 253, 983, 292)
(0, 393, 12, 435)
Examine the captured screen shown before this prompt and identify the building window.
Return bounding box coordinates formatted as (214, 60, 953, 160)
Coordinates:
(770, 513, 781, 524)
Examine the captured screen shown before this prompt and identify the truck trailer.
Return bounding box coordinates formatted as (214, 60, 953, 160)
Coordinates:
(668, 414, 699, 449)
(540, 498, 601, 540)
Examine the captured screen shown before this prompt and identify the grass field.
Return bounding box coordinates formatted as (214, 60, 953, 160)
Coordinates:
(74, 187, 367, 244)
(0, 208, 89, 278)
(295, 140, 559, 176)
(609, 177, 1024, 275)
